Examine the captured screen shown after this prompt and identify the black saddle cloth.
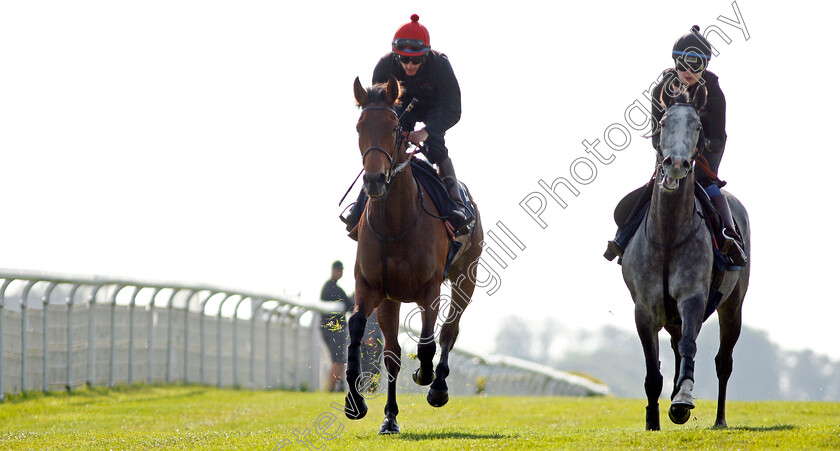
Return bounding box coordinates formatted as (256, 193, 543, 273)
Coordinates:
(409, 157, 475, 278)
(612, 179, 720, 234)
(409, 158, 475, 228)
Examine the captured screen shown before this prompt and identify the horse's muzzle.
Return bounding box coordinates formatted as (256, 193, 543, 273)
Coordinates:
(363, 172, 388, 198)
(661, 155, 691, 191)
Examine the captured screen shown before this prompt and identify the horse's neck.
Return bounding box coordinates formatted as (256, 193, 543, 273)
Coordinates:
(650, 171, 696, 245)
(368, 163, 418, 228)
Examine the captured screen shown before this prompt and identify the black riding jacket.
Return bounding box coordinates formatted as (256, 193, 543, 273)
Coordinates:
(320, 279, 352, 323)
(372, 50, 461, 138)
(651, 69, 727, 165)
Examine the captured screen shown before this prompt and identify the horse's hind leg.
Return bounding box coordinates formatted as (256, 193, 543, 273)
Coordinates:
(713, 291, 744, 429)
(377, 299, 402, 434)
(427, 274, 474, 407)
(635, 307, 663, 431)
(664, 324, 682, 400)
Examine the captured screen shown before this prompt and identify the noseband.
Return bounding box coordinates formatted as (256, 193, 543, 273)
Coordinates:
(359, 106, 411, 188)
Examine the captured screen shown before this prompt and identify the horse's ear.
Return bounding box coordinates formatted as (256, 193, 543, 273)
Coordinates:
(691, 85, 707, 110)
(353, 77, 367, 106)
(385, 75, 401, 106)
(660, 80, 689, 109)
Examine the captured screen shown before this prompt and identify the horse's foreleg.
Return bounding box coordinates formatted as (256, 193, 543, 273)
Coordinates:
(377, 299, 401, 434)
(713, 291, 744, 429)
(428, 274, 474, 407)
(635, 307, 663, 431)
(344, 309, 369, 420)
(669, 294, 705, 425)
(411, 289, 440, 387)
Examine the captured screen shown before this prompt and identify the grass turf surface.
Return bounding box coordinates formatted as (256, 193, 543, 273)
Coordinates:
(1, 386, 839, 449)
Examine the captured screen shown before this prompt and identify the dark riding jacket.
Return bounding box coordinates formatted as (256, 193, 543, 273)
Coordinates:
(320, 279, 352, 325)
(372, 50, 461, 139)
(650, 69, 727, 180)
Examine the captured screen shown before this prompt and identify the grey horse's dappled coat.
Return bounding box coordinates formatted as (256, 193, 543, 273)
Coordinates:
(620, 84, 750, 430)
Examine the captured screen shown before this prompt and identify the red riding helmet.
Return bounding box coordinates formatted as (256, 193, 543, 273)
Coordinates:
(392, 14, 431, 57)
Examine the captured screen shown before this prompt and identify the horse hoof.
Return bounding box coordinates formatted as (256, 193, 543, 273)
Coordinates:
(379, 417, 400, 434)
(668, 403, 692, 425)
(427, 388, 449, 407)
(344, 394, 368, 420)
(412, 368, 434, 386)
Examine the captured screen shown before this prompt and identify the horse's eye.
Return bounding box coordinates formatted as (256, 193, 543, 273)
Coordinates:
(696, 125, 701, 131)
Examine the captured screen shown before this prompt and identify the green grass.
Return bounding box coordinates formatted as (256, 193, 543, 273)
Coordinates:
(1, 385, 839, 449)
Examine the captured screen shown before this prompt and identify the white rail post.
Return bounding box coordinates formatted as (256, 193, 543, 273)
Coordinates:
(232, 296, 250, 388)
(42, 282, 57, 392)
(250, 299, 267, 389)
(216, 294, 235, 389)
(293, 308, 305, 391)
(108, 285, 124, 388)
(66, 284, 79, 392)
(128, 286, 141, 385)
(86, 285, 102, 387)
(274, 304, 291, 389)
(183, 290, 197, 383)
(20, 280, 36, 393)
(148, 287, 162, 385)
(165, 288, 181, 384)
(309, 311, 321, 392)
(199, 291, 218, 385)
(0, 279, 14, 400)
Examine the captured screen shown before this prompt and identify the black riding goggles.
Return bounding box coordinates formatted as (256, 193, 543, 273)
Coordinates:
(673, 53, 707, 73)
(393, 38, 430, 53)
(397, 54, 426, 64)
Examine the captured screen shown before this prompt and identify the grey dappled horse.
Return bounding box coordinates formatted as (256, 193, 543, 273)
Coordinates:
(620, 84, 750, 430)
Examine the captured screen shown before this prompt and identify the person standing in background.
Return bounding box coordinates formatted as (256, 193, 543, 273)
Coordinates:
(319, 260, 354, 392)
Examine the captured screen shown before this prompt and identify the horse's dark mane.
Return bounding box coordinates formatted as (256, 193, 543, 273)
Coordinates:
(358, 81, 403, 108)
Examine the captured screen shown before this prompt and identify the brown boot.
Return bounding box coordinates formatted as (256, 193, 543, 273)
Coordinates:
(437, 157, 474, 235)
(710, 194, 747, 266)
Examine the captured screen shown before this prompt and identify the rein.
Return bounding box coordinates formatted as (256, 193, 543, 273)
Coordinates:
(643, 197, 705, 251)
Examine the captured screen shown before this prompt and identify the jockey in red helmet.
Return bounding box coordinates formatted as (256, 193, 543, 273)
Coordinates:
(342, 14, 473, 236)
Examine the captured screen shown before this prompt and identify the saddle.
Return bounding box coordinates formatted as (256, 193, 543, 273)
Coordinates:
(409, 157, 476, 236)
(347, 157, 475, 277)
(612, 179, 721, 234)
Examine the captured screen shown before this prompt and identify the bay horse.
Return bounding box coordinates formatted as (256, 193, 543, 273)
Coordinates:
(620, 84, 750, 430)
(344, 75, 484, 434)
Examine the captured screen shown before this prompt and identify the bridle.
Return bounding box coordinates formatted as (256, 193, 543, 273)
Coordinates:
(648, 102, 705, 250)
(359, 106, 413, 189)
(656, 102, 703, 180)
(357, 103, 427, 242)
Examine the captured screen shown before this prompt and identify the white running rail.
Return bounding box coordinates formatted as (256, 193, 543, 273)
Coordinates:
(0, 269, 608, 400)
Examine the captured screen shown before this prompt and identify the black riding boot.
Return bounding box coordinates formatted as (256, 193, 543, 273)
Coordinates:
(603, 179, 655, 262)
(437, 157, 474, 235)
(340, 189, 367, 232)
(710, 194, 747, 266)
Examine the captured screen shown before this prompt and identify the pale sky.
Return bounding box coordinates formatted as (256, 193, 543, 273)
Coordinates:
(2, 1, 838, 361)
